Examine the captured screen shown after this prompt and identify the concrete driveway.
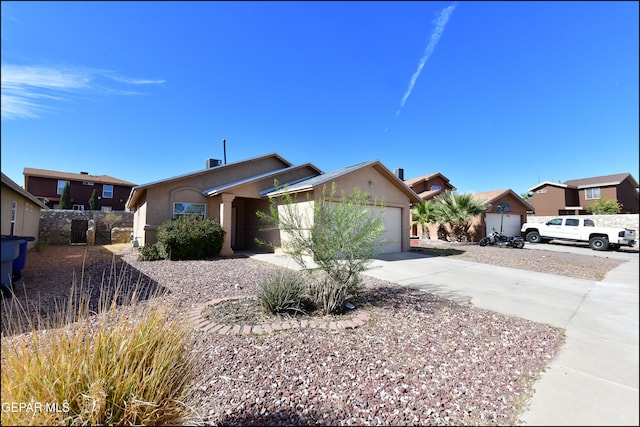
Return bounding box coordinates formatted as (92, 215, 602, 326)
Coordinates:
(362, 251, 639, 426)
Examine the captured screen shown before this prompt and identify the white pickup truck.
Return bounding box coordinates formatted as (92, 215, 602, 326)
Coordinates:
(521, 217, 636, 251)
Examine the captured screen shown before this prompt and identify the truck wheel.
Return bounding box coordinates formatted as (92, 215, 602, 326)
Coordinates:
(526, 231, 542, 243)
(589, 236, 609, 251)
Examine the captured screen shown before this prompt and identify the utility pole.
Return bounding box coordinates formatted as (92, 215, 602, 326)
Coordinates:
(222, 139, 227, 164)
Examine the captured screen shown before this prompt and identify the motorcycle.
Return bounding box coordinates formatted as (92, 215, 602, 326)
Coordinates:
(479, 229, 525, 249)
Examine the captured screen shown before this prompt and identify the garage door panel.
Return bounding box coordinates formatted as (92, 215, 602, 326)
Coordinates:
(485, 213, 521, 237)
(377, 207, 401, 254)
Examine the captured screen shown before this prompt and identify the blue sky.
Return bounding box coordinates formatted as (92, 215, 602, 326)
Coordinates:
(2, 1, 638, 197)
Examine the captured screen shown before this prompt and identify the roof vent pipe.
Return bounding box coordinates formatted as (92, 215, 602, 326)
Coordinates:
(394, 168, 404, 180)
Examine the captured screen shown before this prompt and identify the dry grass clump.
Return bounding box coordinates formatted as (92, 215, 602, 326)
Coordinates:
(1, 254, 197, 426)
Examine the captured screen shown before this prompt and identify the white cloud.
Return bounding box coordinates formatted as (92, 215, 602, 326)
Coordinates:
(396, 2, 458, 116)
(1, 64, 165, 120)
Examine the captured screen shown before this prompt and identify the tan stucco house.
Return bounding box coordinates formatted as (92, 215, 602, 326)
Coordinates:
(126, 153, 421, 256)
(1, 172, 48, 248)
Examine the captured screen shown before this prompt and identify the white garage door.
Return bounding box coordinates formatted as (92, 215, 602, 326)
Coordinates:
(485, 213, 521, 238)
(377, 207, 402, 254)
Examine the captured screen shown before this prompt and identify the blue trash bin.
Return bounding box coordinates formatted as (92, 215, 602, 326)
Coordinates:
(1, 237, 25, 294)
(1, 235, 35, 282)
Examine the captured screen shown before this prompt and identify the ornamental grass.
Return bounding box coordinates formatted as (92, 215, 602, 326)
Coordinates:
(1, 252, 196, 426)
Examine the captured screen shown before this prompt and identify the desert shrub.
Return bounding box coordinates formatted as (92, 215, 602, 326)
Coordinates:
(157, 215, 225, 260)
(0, 262, 196, 426)
(138, 242, 163, 261)
(258, 270, 309, 316)
(257, 182, 385, 314)
(305, 271, 355, 315)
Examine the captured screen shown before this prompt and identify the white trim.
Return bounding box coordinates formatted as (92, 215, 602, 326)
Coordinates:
(575, 181, 621, 189)
(528, 181, 568, 192)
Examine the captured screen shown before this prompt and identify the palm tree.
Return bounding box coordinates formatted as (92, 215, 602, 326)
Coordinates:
(434, 191, 488, 242)
(411, 200, 437, 239)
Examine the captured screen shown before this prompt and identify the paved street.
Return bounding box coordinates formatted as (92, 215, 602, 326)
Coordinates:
(525, 239, 638, 260)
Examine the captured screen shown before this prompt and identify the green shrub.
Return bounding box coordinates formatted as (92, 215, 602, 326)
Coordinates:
(1, 261, 196, 426)
(138, 242, 163, 261)
(258, 270, 309, 316)
(157, 215, 225, 260)
(586, 199, 622, 215)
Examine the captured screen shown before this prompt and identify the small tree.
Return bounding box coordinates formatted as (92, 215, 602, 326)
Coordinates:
(433, 191, 488, 242)
(89, 189, 100, 210)
(412, 200, 437, 239)
(257, 182, 386, 314)
(59, 182, 72, 209)
(586, 199, 622, 215)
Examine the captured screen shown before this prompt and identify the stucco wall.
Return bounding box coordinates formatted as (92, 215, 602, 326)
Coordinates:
(1, 185, 43, 249)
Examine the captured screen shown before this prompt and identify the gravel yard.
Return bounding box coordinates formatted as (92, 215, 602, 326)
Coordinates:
(2, 242, 624, 425)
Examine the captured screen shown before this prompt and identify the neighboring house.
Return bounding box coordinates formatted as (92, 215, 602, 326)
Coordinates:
(1, 172, 48, 248)
(470, 189, 534, 239)
(404, 172, 531, 240)
(528, 173, 639, 216)
(404, 172, 456, 238)
(126, 153, 421, 256)
(23, 168, 137, 211)
(404, 172, 456, 201)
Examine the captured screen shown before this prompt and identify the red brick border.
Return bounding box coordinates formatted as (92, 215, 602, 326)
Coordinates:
(188, 296, 371, 336)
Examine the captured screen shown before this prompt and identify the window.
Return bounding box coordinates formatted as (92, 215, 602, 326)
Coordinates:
(83, 181, 94, 186)
(10, 201, 17, 235)
(57, 180, 69, 195)
(102, 185, 113, 199)
(73, 205, 85, 211)
(546, 218, 563, 226)
(584, 219, 595, 227)
(431, 185, 442, 191)
(585, 188, 600, 200)
(173, 202, 206, 219)
(565, 219, 579, 226)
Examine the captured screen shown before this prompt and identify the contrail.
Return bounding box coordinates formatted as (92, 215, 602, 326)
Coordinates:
(396, 2, 458, 116)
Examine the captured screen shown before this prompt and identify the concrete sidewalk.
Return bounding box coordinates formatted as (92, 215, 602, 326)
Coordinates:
(251, 251, 639, 425)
